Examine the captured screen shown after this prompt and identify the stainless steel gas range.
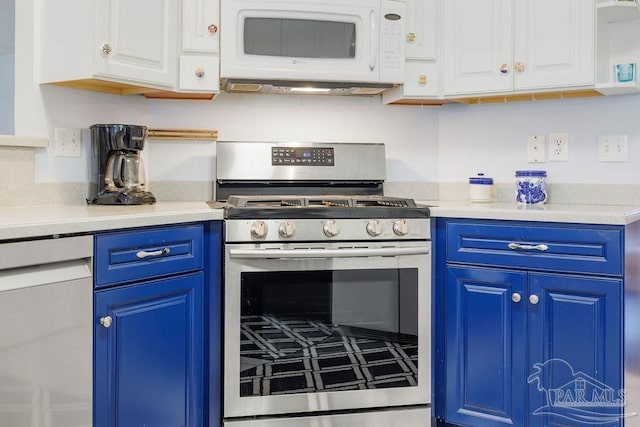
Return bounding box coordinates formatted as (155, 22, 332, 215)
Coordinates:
(216, 142, 432, 427)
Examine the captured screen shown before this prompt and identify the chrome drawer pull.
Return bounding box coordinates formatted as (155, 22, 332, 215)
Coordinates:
(508, 243, 549, 252)
(136, 248, 171, 259)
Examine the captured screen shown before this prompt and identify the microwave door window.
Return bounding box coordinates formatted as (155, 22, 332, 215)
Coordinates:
(244, 18, 356, 59)
(239, 268, 418, 398)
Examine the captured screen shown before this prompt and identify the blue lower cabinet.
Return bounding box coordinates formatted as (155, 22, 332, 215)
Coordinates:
(94, 272, 204, 427)
(528, 273, 622, 427)
(445, 266, 527, 427)
(435, 218, 625, 427)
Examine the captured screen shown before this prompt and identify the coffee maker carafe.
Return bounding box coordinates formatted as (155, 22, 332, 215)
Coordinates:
(89, 124, 156, 205)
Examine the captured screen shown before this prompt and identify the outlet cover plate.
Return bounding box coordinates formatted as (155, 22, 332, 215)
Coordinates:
(527, 135, 546, 163)
(549, 132, 569, 162)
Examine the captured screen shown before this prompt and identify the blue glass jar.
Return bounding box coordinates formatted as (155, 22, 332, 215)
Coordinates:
(515, 170, 547, 204)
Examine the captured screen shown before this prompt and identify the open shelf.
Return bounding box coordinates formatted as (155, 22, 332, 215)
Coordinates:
(596, 80, 640, 95)
(598, 1, 640, 22)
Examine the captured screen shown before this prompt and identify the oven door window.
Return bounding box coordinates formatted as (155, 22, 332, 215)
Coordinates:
(239, 268, 418, 397)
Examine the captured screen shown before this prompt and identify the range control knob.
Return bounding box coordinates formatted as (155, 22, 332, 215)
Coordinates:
(323, 220, 340, 238)
(392, 219, 409, 236)
(250, 221, 268, 239)
(278, 220, 296, 238)
(366, 220, 383, 237)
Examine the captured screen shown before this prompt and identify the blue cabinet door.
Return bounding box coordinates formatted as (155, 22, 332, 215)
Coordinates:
(527, 273, 623, 427)
(445, 265, 527, 427)
(94, 272, 204, 427)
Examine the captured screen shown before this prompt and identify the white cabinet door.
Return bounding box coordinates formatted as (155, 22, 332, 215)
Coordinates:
(405, 0, 437, 60)
(513, 0, 594, 90)
(94, 0, 179, 87)
(182, 0, 220, 53)
(443, 0, 513, 95)
(443, 0, 595, 96)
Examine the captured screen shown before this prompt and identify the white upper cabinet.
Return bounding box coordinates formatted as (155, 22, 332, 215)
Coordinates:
(94, 0, 179, 87)
(443, 0, 513, 95)
(182, 0, 219, 53)
(383, 0, 441, 103)
(405, 0, 437, 60)
(178, 0, 220, 93)
(443, 0, 595, 96)
(40, 0, 219, 96)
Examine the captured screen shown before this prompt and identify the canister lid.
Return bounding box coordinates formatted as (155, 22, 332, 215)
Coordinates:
(515, 170, 547, 177)
(469, 173, 493, 185)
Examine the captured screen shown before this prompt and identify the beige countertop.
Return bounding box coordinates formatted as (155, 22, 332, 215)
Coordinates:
(422, 200, 640, 225)
(0, 202, 224, 240)
(2, 200, 640, 241)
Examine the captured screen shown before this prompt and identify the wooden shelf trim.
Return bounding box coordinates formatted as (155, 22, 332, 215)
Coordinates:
(147, 128, 218, 141)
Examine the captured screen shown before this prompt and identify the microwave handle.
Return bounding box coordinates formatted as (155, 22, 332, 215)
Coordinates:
(369, 9, 378, 72)
(229, 246, 429, 259)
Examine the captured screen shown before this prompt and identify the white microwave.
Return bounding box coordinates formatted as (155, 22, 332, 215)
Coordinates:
(220, 0, 406, 95)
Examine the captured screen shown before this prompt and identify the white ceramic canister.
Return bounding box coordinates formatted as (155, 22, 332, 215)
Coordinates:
(515, 170, 547, 204)
(469, 173, 494, 202)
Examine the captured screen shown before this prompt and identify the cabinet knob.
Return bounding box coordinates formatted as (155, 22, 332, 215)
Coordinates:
(101, 44, 112, 55)
(208, 24, 218, 34)
(512, 293, 522, 303)
(418, 74, 428, 85)
(100, 316, 113, 328)
(195, 67, 206, 78)
(529, 295, 540, 305)
(515, 62, 525, 72)
(407, 32, 416, 43)
(500, 63, 510, 74)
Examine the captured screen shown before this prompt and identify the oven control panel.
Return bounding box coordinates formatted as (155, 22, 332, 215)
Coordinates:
(271, 147, 334, 166)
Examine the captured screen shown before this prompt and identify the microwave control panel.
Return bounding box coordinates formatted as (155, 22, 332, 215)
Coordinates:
(272, 147, 334, 166)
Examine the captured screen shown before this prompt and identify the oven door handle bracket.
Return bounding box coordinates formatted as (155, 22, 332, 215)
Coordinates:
(229, 246, 430, 259)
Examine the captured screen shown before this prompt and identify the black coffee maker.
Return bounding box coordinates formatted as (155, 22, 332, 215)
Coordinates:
(89, 124, 156, 205)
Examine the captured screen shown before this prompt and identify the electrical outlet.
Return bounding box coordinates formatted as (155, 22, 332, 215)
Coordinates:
(54, 127, 82, 157)
(527, 135, 546, 163)
(549, 132, 569, 162)
(598, 134, 628, 162)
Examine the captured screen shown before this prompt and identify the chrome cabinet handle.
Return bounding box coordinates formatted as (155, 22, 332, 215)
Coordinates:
(101, 43, 112, 55)
(136, 248, 170, 259)
(529, 295, 540, 305)
(100, 316, 113, 328)
(508, 243, 549, 251)
(195, 67, 205, 78)
(407, 32, 416, 42)
(512, 293, 522, 303)
(208, 24, 218, 34)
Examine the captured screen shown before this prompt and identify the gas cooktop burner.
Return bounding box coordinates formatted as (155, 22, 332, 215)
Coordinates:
(221, 195, 430, 219)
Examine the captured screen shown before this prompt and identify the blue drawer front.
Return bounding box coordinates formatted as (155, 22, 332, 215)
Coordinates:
(95, 224, 204, 287)
(446, 220, 623, 276)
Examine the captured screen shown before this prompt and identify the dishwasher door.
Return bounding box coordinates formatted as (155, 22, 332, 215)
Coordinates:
(0, 235, 93, 427)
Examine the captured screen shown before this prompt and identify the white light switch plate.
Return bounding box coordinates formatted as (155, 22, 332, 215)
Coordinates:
(54, 127, 82, 157)
(598, 135, 628, 162)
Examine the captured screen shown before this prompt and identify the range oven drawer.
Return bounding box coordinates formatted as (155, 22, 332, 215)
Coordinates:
(95, 224, 203, 288)
(446, 219, 623, 275)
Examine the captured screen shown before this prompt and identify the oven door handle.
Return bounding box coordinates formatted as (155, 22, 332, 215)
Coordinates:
(229, 246, 430, 259)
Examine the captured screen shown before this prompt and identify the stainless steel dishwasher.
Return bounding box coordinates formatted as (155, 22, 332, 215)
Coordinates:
(0, 235, 93, 427)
